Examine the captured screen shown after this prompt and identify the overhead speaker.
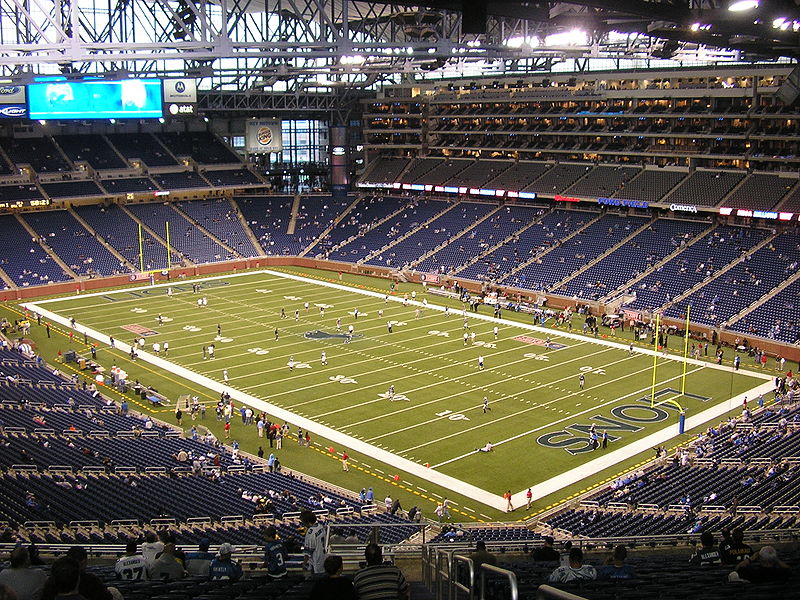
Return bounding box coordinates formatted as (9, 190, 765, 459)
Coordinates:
(776, 64, 800, 106)
(462, 0, 487, 34)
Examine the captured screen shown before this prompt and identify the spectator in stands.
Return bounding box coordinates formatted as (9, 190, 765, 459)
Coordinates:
(469, 541, 497, 573)
(140, 531, 163, 571)
(263, 526, 288, 579)
(0, 546, 47, 600)
(353, 543, 409, 600)
(184, 538, 214, 577)
(208, 543, 242, 581)
(689, 531, 722, 565)
(732, 545, 791, 583)
(532, 536, 560, 562)
(309, 555, 355, 600)
(548, 548, 596, 583)
(48, 557, 82, 600)
(597, 545, 637, 580)
(42, 546, 113, 600)
(720, 528, 753, 565)
(300, 510, 326, 576)
(148, 543, 184, 581)
(114, 540, 147, 581)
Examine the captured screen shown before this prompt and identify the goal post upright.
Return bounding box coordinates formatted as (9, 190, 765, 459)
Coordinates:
(650, 312, 660, 408)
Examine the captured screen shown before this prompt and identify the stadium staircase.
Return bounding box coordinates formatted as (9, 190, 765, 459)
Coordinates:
(230, 198, 268, 256)
(299, 194, 361, 257)
(0, 144, 14, 172)
(286, 194, 301, 235)
(15, 213, 79, 280)
(0, 264, 15, 289)
(170, 202, 244, 259)
(600, 221, 717, 303)
(359, 200, 459, 265)
(48, 135, 76, 171)
(329, 197, 413, 255)
(100, 134, 132, 168)
(452, 207, 554, 276)
(497, 211, 604, 284)
(550, 216, 657, 294)
(658, 230, 777, 313)
(118, 204, 194, 267)
(724, 268, 800, 327)
(68, 206, 136, 271)
(409, 203, 502, 268)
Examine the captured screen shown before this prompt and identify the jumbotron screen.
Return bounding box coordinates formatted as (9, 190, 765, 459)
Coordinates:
(27, 78, 163, 120)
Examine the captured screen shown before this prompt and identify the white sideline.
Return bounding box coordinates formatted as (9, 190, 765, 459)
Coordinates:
(23, 269, 775, 513)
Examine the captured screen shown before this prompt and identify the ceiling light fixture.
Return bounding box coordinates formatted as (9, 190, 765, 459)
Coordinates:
(728, 0, 759, 12)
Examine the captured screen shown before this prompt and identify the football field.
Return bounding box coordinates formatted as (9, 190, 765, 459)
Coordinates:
(24, 268, 772, 511)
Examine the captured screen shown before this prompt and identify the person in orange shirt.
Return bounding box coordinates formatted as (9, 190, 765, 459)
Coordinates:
(504, 490, 513, 512)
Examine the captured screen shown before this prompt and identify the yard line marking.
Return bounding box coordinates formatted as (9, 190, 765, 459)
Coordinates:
(428, 364, 708, 467)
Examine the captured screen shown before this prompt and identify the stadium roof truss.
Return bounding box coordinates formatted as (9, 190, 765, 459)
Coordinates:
(1, 0, 799, 92)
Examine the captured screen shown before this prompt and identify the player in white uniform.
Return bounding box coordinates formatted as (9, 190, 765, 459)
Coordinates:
(483, 397, 491, 413)
(387, 385, 395, 400)
(478, 355, 484, 370)
(321, 351, 327, 366)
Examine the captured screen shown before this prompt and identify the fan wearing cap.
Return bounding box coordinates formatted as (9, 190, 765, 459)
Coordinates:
(209, 543, 242, 581)
(185, 538, 215, 577)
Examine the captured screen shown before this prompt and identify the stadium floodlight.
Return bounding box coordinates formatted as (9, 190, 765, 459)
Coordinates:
(544, 29, 588, 46)
(505, 36, 525, 48)
(728, 0, 758, 11)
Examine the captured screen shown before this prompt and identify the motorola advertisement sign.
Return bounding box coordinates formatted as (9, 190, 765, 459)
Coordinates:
(163, 79, 197, 118)
(0, 84, 27, 119)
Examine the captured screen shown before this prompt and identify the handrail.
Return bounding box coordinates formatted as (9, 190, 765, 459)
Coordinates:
(452, 554, 475, 600)
(478, 563, 518, 600)
(537, 584, 589, 600)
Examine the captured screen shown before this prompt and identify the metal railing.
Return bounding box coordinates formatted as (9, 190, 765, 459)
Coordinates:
(536, 584, 588, 600)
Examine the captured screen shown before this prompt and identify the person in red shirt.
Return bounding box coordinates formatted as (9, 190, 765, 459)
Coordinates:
(341, 451, 349, 471)
(504, 490, 513, 512)
(526, 488, 533, 510)
(224, 422, 231, 439)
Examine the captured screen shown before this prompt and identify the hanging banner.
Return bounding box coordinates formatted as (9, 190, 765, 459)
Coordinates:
(246, 119, 282, 153)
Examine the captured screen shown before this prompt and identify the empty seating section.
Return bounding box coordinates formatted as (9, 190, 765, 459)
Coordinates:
(157, 132, 240, 164)
(625, 226, 767, 311)
(504, 213, 640, 291)
(463, 210, 587, 283)
(0, 406, 161, 435)
(151, 170, 210, 190)
(448, 160, 512, 188)
(21, 210, 126, 277)
(613, 169, 687, 202)
(414, 160, 470, 185)
(563, 165, 640, 198)
(202, 168, 263, 187)
(666, 230, 800, 326)
(293, 196, 354, 252)
(127, 202, 231, 263)
(236, 196, 299, 255)
(0, 184, 44, 202)
(178, 199, 261, 257)
(400, 158, 446, 182)
(430, 526, 540, 543)
(361, 157, 410, 183)
(666, 170, 746, 207)
(558, 219, 710, 299)
(318, 195, 406, 256)
(0, 137, 70, 172)
(100, 177, 158, 194)
(366, 201, 496, 267)
(778, 184, 800, 212)
(486, 162, 550, 191)
(54, 135, 126, 170)
(75, 204, 172, 271)
(40, 180, 103, 199)
(730, 278, 800, 344)
(0, 214, 69, 286)
(523, 163, 590, 195)
(106, 134, 177, 166)
(415, 205, 543, 274)
(723, 173, 795, 210)
(334, 199, 450, 263)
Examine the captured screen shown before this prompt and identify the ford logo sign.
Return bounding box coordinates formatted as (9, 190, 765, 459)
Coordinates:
(175, 81, 186, 93)
(0, 86, 20, 95)
(0, 106, 25, 117)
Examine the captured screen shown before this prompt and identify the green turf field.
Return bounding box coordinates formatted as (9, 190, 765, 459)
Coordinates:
(23, 268, 769, 510)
